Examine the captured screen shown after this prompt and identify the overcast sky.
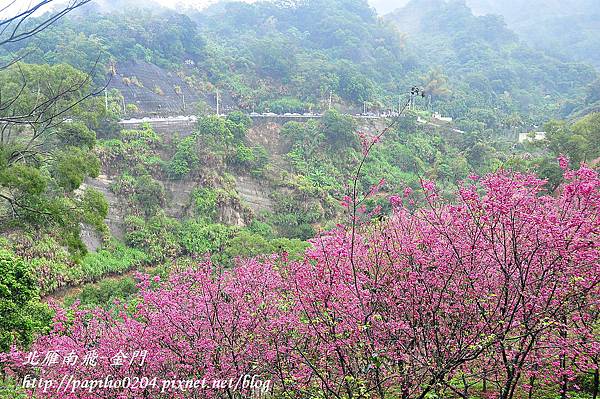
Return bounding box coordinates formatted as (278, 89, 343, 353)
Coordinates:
(151, 0, 405, 14)
(0, 0, 405, 18)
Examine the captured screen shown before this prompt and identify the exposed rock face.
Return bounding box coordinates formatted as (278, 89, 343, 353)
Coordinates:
(84, 172, 257, 245)
(80, 224, 103, 252)
(216, 195, 251, 227)
(234, 175, 274, 213)
(162, 179, 197, 219)
(84, 116, 385, 251)
(84, 174, 127, 240)
(246, 121, 287, 154)
(84, 173, 261, 249)
(108, 61, 236, 116)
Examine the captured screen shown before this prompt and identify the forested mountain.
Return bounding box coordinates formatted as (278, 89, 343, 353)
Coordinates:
(464, 0, 600, 68)
(387, 0, 598, 124)
(1, 1, 598, 290)
(1, 0, 598, 289)
(466, 0, 596, 21)
(382, 0, 600, 69)
(2, 0, 597, 127)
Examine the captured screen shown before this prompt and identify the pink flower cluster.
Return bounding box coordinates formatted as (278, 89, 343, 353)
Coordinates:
(4, 165, 599, 399)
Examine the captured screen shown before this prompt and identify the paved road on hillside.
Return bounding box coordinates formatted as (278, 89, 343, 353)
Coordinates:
(118, 113, 465, 133)
(119, 112, 378, 124)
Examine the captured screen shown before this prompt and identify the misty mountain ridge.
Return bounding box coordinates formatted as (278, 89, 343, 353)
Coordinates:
(387, 0, 600, 68)
(3, 0, 598, 124)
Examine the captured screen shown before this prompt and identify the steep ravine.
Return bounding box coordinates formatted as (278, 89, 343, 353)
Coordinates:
(65, 117, 387, 302)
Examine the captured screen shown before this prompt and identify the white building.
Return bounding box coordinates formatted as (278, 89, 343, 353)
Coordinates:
(518, 131, 546, 143)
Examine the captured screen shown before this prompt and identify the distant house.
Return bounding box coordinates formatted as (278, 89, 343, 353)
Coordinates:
(518, 131, 546, 143)
(432, 112, 453, 123)
(184, 59, 195, 66)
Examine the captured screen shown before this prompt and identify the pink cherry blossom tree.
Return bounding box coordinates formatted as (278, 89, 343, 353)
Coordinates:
(3, 162, 598, 399)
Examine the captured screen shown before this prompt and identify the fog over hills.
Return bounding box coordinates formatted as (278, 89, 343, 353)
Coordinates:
(106, 0, 600, 68)
(368, 0, 597, 18)
(138, 0, 394, 13)
(386, 0, 600, 68)
(465, 0, 597, 22)
(470, 0, 599, 68)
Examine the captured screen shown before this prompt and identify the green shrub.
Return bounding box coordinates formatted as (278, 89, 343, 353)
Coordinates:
(52, 146, 101, 191)
(247, 219, 275, 238)
(226, 111, 252, 132)
(0, 377, 28, 399)
(0, 249, 52, 351)
(82, 187, 109, 231)
(80, 241, 148, 281)
(321, 109, 358, 148)
(269, 237, 310, 259)
(196, 113, 251, 152)
(233, 144, 269, 176)
(166, 136, 199, 178)
(126, 103, 139, 113)
(180, 221, 234, 256)
(132, 175, 165, 217)
(235, 143, 255, 164)
(120, 124, 160, 146)
(260, 97, 309, 114)
(69, 277, 138, 308)
(56, 122, 96, 149)
(191, 187, 218, 222)
(124, 214, 182, 261)
(224, 230, 309, 260)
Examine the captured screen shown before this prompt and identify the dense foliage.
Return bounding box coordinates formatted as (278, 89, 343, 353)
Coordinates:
(388, 0, 598, 125)
(2, 0, 597, 124)
(0, 250, 51, 352)
(0, 235, 147, 296)
(465, 0, 600, 69)
(0, 62, 109, 254)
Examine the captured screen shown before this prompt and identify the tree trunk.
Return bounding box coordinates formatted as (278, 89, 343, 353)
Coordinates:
(528, 376, 535, 399)
(462, 375, 469, 398)
(560, 374, 568, 399)
(592, 367, 599, 399)
(560, 321, 568, 399)
(499, 374, 513, 399)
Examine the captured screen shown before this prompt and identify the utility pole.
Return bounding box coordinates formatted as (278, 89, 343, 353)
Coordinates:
(328, 90, 332, 110)
(216, 89, 220, 116)
(104, 88, 108, 112)
(409, 86, 423, 111)
(182, 92, 186, 112)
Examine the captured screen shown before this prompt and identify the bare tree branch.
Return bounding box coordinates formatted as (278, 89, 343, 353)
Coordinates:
(0, 0, 103, 222)
(0, 0, 93, 47)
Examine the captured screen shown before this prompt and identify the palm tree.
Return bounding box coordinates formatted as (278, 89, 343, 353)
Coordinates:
(503, 113, 524, 139)
(421, 68, 451, 109)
